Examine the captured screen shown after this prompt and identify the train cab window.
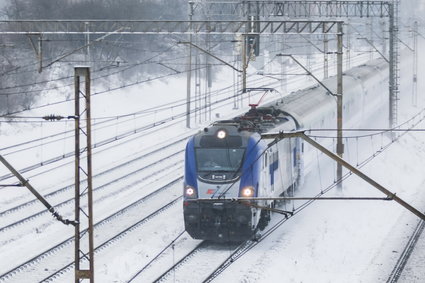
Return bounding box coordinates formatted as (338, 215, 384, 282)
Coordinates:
(195, 148, 245, 172)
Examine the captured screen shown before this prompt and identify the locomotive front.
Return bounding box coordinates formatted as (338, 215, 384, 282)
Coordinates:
(183, 123, 264, 241)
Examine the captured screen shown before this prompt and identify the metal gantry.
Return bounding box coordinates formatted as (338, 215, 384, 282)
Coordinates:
(0, 19, 343, 35)
(194, 0, 400, 131)
(192, 0, 393, 18)
(74, 67, 94, 283)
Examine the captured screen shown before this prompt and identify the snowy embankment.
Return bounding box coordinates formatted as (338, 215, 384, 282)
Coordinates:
(1, 40, 424, 283)
(215, 121, 425, 282)
(214, 49, 425, 282)
(1, 49, 350, 281)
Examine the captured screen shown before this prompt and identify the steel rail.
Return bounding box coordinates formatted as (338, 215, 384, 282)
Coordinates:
(386, 219, 425, 283)
(126, 230, 187, 282)
(0, 153, 183, 233)
(151, 241, 211, 283)
(40, 195, 184, 282)
(0, 136, 187, 217)
(0, 177, 182, 281)
(202, 118, 424, 281)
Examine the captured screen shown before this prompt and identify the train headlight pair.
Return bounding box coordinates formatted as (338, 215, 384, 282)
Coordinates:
(240, 186, 255, 198)
(185, 186, 197, 198)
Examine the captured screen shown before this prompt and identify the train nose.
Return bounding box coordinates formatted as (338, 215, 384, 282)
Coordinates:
(185, 214, 198, 223)
(237, 215, 248, 223)
(212, 202, 224, 211)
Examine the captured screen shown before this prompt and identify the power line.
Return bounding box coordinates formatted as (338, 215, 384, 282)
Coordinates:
(0, 42, 182, 93)
(306, 109, 425, 139)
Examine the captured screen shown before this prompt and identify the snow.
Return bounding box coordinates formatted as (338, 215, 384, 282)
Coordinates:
(1, 33, 425, 283)
(400, 223, 425, 282)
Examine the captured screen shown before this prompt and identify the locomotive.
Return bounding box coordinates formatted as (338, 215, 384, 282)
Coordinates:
(183, 58, 389, 241)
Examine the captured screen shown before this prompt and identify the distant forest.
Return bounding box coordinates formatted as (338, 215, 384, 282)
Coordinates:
(0, 0, 188, 114)
(0, 0, 423, 115)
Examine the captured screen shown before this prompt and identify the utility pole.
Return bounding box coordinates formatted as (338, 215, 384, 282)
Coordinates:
(324, 23, 329, 79)
(389, 0, 400, 130)
(38, 35, 42, 73)
(336, 22, 344, 190)
(74, 67, 94, 283)
(412, 21, 418, 107)
(369, 18, 374, 60)
(242, 33, 247, 97)
(276, 24, 344, 188)
(205, 30, 212, 121)
(281, 36, 287, 94)
(195, 47, 201, 124)
(186, 2, 194, 128)
(85, 22, 90, 63)
(27, 34, 43, 73)
(346, 22, 351, 70)
(381, 19, 387, 59)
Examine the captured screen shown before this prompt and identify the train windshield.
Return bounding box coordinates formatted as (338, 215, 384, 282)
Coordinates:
(195, 148, 245, 172)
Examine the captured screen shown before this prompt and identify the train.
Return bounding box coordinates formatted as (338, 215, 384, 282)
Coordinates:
(183, 58, 389, 241)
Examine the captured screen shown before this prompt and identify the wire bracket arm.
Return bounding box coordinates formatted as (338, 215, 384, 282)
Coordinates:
(0, 154, 77, 226)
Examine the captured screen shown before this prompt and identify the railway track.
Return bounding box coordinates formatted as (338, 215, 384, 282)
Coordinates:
(129, 119, 425, 283)
(127, 170, 348, 283)
(386, 219, 425, 283)
(0, 114, 190, 183)
(152, 241, 241, 283)
(0, 176, 183, 282)
(0, 161, 183, 252)
(0, 129, 187, 213)
(0, 147, 185, 234)
(0, 53, 374, 282)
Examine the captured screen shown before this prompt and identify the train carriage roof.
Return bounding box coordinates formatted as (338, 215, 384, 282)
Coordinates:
(271, 58, 387, 129)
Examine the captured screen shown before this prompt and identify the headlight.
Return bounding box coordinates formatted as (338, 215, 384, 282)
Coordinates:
(216, 129, 227, 139)
(240, 186, 255, 197)
(185, 186, 197, 198)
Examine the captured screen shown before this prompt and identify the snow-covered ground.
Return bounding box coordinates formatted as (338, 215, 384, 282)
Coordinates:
(1, 34, 425, 283)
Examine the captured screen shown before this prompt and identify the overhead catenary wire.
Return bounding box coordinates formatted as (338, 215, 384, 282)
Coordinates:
(0, 86, 253, 183)
(0, 49, 234, 111)
(0, 75, 283, 164)
(0, 33, 253, 94)
(0, 47, 367, 118)
(306, 109, 425, 139)
(0, 30, 368, 96)
(0, 61, 280, 123)
(0, 34, 309, 95)
(0, 31, 183, 76)
(0, 79, 274, 178)
(0, 74, 278, 163)
(0, 42, 182, 94)
(0, 51, 368, 162)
